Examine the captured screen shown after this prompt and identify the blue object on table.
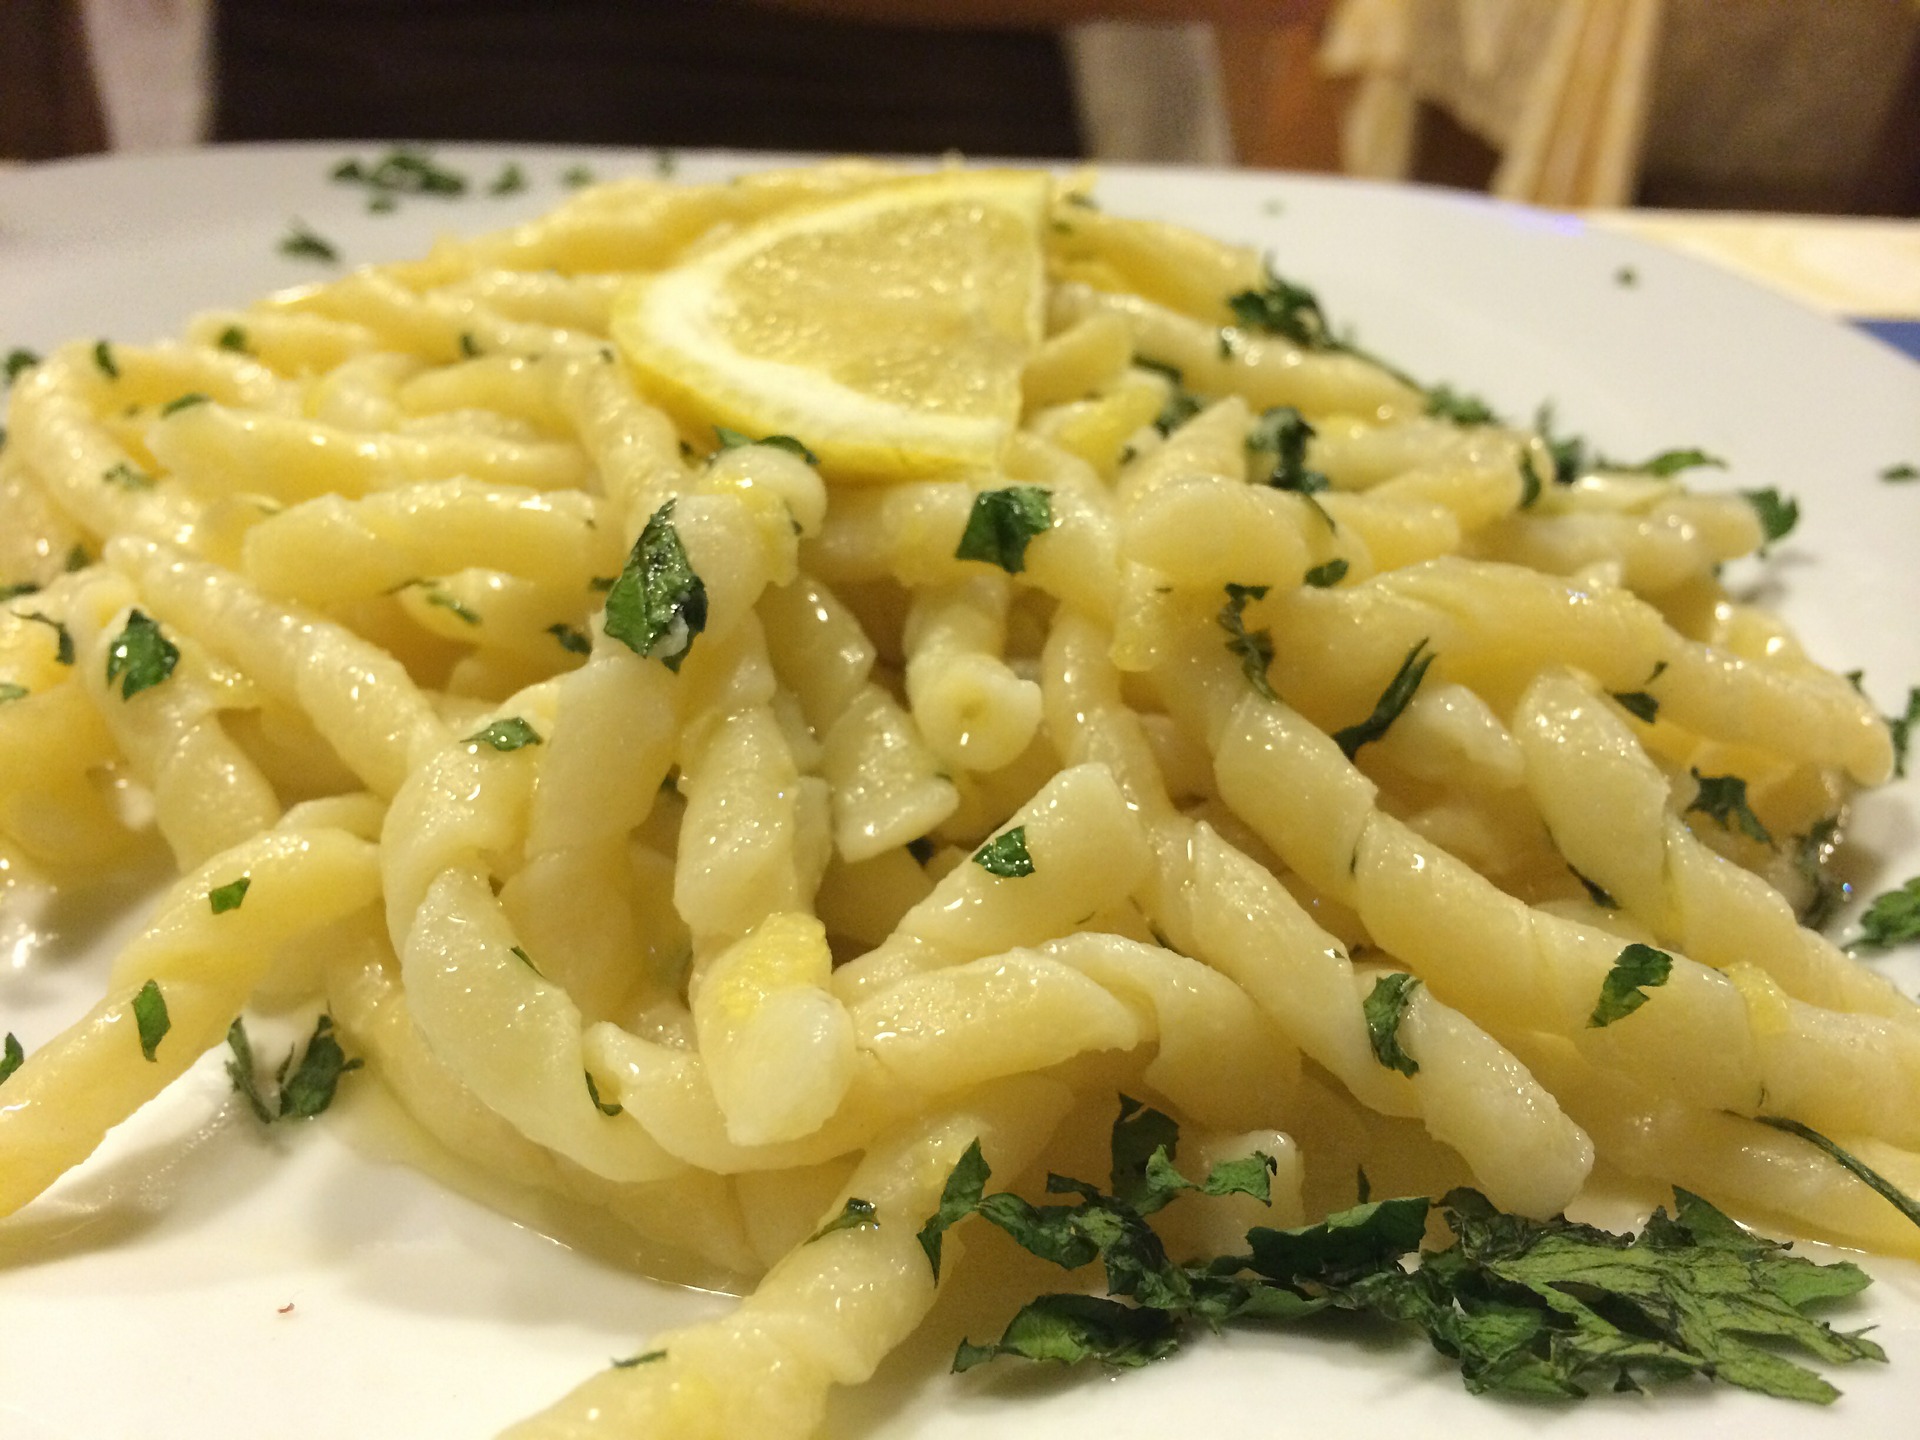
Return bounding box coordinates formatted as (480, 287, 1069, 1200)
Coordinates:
(1855, 318, 1920, 363)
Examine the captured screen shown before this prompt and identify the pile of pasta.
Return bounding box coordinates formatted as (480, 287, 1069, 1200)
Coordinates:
(2, 161, 1916, 1438)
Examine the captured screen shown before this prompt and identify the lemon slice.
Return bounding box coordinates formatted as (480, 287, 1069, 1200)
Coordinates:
(613, 169, 1049, 481)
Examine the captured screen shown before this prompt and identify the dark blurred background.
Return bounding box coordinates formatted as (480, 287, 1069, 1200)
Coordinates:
(4, 0, 1918, 215)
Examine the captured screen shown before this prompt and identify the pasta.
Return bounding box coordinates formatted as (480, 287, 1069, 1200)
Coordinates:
(1, 156, 1916, 1435)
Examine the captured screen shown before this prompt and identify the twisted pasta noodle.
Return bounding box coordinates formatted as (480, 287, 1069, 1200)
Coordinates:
(3, 160, 1914, 1438)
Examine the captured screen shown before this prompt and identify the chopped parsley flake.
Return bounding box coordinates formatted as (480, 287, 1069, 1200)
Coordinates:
(972, 826, 1035, 878)
(953, 486, 1053, 574)
(1752, 1115, 1920, 1234)
(0, 1032, 21, 1085)
(1227, 264, 1336, 349)
(511, 944, 542, 976)
(216, 325, 249, 353)
(1589, 942, 1673, 1027)
(488, 161, 528, 196)
(105, 609, 180, 699)
(1572, 868, 1619, 909)
(611, 1350, 666, 1369)
(159, 392, 210, 417)
(279, 221, 340, 263)
(103, 461, 153, 490)
(1686, 769, 1773, 845)
(208, 877, 251, 914)
(1882, 462, 1918, 483)
(603, 500, 708, 671)
(547, 622, 592, 656)
(1362, 972, 1422, 1076)
(1610, 688, 1660, 723)
(1218, 582, 1278, 702)
(333, 147, 468, 198)
(712, 425, 818, 465)
(465, 716, 543, 751)
(561, 164, 595, 189)
(0, 682, 26, 704)
(227, 1014, 363, 1122)
(1856, 876, 1920, 950)
(808, 1197, 880, 1243)
(4, 349, 40, 384)
(1743, 488, 1800, 546)
(133, 979, 170, 1061)
(21, 611, 74, 665)
(419, 585, 480, 625)
(585, 1070, 623, 1116)
(1333, 639, 1434, 760)
(92, 340, 119, 379)
(1885, 686, 1918, 778)
(1425, 384, 1499, 426)
(1303, 557, 1348, 588)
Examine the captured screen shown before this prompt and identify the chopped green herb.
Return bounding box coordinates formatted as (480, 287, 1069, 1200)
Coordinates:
(547, 622, 592, 656)
(906, 836, 936, 865)
(655, 149, 679, 178)
(603, 500, 709, 671)
(105, 609, 179, 700)
(1793, 817, 1846, 931)
(1132, 356, 1182, 383)
(1610, 689, 1660, 723)
(1425, 384, 1499, 426)
(1227, 264, 1336, 349)
(1856, 875, 1920, 949)
(712, 425, 818, 465)
(1632, 448, 1725, 478)
(1615, 264, 1638, 287)
(1572, 868, 1618, 909)
(216, 325, 249, 353)
(0, 682, 26, 704)
(21, 611, 74, 665)
(585, 1070, 623, 1116)
(941, 1098, 1881, 1403)
(227, 1015, 364, 1123)
(420, 585, 481, 625)
(1882, 462, 1918, 483)
(972, 826, 1035, 879)
(1332, 639, 1434, 760)
(611, 1350, 666, 1369)
(1246, 405, 1322, 488)
(1217, 582, 1278, 702)
(808, 1197, 879, 1243)
(103, 461, 153, 490)
(561, 164, 596, 188)
(1153, 385, 1203, 436)
(1885, 686, 1919, 778)
(1752, 1115, 1920, 1235)
(208, 877, 251, 914)
(953, 486, 1053, 574)
(4, 349, 40, 384)
(279, 221, 339, 263)
(489, 162, 528, 196)
(918, 1138, 992, 1280)
(459, 332, 480, 359)
(0, 1032, 21, 1085)
(465, 717, 543, 751)
(1303, 557, 1348, 588)
(93, 340, 119, 379)
(1, 581, 39, 600)
(333, 147, 467, 198)
(1589, 942, 1673, 1027)
(159, 392, 210, 417)
(1743, 488, 1800, 546)
(1686, 769, 1773, 845)
(1362, 972, 1422, 1076)
(510, 944, 542, 976)
(132, 979, 170, 1061)
(1518, 450, 1543, 508)
(64, 543, 89, 571)
(1216, 327, 1242, 359)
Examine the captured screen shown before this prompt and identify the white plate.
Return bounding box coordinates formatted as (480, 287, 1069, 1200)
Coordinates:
(3, 145, 1920, 1439)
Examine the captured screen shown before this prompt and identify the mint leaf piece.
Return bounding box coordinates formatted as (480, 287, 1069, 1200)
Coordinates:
(918, 1138, 991, 1279)
(972, 826, 1034, 878)
(1333, 638, 1434, 760)
(105, 609, 180, 699)
(132, 979, 170, 1061)
(1686, 769, 1772, 845)
(208, 876, 251, 914)
(465, 716, 543, 751)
